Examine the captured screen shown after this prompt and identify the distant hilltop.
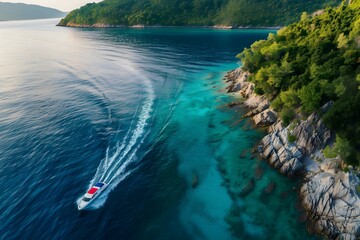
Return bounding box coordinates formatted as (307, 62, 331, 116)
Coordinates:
(0, 2, 66, 21)
(58, 0, 341, 27)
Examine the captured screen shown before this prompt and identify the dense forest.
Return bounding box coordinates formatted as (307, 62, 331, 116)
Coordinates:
(58, 0, 340, 27)
(238, 0, 360, 165)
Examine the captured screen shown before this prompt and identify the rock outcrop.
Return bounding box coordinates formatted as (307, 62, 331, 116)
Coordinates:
(243, 100, 269, 118)
(256, 104, 331, 177)
(252, 109, 277, 127)
(257, 111, 332, 176)
(239, 178, 255, 197)
(225, 69, 250, 93)
(225, 67, 360, 239)
(292, 113, 332, 155)
(259, 124, 304, 176)
(226, 68, 332, 177)
(301, 172, 360, 239)
(225, 69, 275, 127)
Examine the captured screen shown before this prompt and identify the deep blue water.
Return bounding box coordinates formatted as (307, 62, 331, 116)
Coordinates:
(0, 19, 315, 240)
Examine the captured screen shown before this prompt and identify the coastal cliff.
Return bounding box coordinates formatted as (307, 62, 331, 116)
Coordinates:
(225, 68, 360, 239)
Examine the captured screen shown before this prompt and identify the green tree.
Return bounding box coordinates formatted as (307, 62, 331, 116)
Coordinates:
(300, 12, 309, 21)
(337, 33, 349, 48)
(298, 83, 321, 114)
(280, 108, 296, 126)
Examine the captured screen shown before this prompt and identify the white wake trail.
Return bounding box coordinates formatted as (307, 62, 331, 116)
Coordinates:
(81, 72, 155, 209)
(102, 89, 154, 183)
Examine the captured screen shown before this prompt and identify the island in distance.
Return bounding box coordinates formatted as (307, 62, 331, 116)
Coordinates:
(0, 2, 66, 21)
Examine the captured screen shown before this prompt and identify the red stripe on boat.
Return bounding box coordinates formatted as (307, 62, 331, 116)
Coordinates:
(88, 187, 98, 194)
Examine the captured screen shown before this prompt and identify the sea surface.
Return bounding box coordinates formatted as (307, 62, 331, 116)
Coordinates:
(0, 19, 316, 240)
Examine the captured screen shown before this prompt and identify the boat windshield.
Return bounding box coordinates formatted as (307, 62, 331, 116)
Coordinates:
(82, 197, 92, 202)
(95, 182, 104, 188)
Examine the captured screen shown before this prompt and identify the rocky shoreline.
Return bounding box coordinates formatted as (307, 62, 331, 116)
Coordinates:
(225, 68, 360, 240)
(56, 22, 281, 30)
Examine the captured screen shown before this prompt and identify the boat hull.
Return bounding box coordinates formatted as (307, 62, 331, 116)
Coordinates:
(78, 182, 108, 210)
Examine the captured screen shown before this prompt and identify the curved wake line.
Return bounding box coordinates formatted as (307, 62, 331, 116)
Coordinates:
(81, 65, 156, 210)
(102, 91, 154, 183)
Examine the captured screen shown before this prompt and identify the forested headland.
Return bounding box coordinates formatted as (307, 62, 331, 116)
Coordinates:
(238, 0, 360, 165)
(58, 0, 340, 27)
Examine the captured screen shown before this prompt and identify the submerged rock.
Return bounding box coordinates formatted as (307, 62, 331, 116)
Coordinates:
(192, 173, 199, 188)
(298, 212, 308, 223)
(254, 164, 264, 180)
(263, 182, 276, 195)
(240, 149, 248, 159)
(227, 102, 239, 108)
(239, 178, 255, 197)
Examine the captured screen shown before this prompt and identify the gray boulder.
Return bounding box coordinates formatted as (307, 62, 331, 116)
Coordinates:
(280, 158, 304, 176)
(225, 69, 250, 93)
(243, 100, 270, 118)
(253, 109, 277, 127)
(292, 113, 332, 154)
(301, 172, 360, 239)
(259, 129, 304, 176)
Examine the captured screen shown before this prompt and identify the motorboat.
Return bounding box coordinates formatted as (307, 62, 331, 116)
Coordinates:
(78, 182, 108, 210)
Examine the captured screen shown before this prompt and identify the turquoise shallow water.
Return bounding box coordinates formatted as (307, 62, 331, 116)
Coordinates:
(0, 19, 316, 239)
(168, 65, 317, 240)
